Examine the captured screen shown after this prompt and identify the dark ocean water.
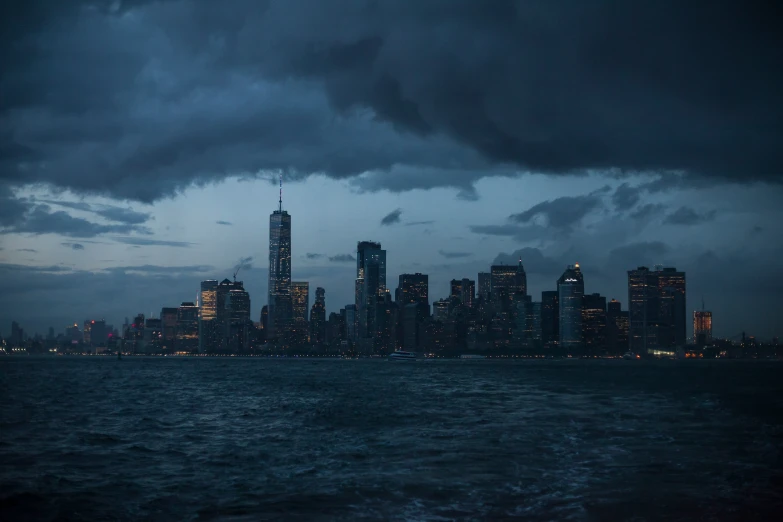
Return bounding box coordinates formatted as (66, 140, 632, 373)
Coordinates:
(1, 357, 782, 521)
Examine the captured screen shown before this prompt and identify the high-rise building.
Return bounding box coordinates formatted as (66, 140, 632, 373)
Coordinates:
(268, 178, 292, 340)
(10, 321, 23, 345)
(227, 281, 251, 352)
(292, 282, 310, 323)
(356, 241, 386, 339)
(176, 302, 199, 353)
(432, 299, 450, 322)
(478, 272, 491, 301)
(291, 281, 310, 346)
(694, 310, 713, 346)
(558, 264, 584, 352)
(582, 293, 607, 355)
(606, 299, 629, 355)
(161, 307, 178, 346)
(448, 278, 475, 307)
(541, 290, 559, 348)
(398, 273, 429, 306)
(490, 260, 527, 297)
(628, 266, 686, 353)
(83, 319, 107, 347)
(199, 280, 219, 353)
(344, 304, 357, 341)
(310, 287, 326, 345)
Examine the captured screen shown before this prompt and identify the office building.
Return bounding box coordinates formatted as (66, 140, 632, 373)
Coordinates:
(161, 307, 178, 346)
(226, 281, 251, 352)
(449, 278, 475, 308)
(558, 264, 584, 351)
(694, 310, 713, 346)
(398, 273, 429, 306)
(478, 272, 491, 301)
(541, 290, 559, 348)
(606, 299, 629, 354)
(310, 287, 326, 345)
(176, 302, 199, 353)
(356, 241, 386, 339)
(199, 279, 219, 353)
(490, 260, 527, 298)
(267, 179, 292, 340)
(628, 266, 686, 353)
(432, 299, 450, 322)
(582, 293, 607, 355)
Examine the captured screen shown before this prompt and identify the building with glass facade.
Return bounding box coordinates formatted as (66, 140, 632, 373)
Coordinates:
(558, 264, 584, 351)
(356, 241, 386, 339)
(268, 207, 292, 340)
(628, 266, 687, 353)
(693, 310, 713, 346)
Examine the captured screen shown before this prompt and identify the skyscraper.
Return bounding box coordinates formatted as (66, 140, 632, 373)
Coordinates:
(226, 281, 251, 352)
(558, 264, 584, 352)
(268, 176, 292, 340)
(398, 273, 429, 306)
(356, 241, 386, 339)
(606, 299, 629, 355)
(448, 278, 475, 307)
(541, 290, 559, 348)
(628, 266, 687, 353)
(310, 287, 326, 345)
(694, 310, 713, 346)
(582, 293, 607, 355)
(477, 272, 491, 301)
(176, 302, 199, 353)
(160, 307, 178, 350)
(291, 281, 310, 346)
(490, 260, 527, 297)
(199, 279, 218, 353)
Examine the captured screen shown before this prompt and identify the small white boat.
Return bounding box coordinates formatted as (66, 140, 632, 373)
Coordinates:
(388, 350, 417, 361)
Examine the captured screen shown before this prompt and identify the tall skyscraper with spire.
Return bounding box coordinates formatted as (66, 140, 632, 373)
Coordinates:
(267, 174, 292, 340)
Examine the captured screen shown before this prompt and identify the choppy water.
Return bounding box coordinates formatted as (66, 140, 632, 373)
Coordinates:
(1, 357, 782, 521)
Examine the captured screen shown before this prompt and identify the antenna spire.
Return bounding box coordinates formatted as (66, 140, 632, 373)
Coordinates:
(278, 172, 282, 212)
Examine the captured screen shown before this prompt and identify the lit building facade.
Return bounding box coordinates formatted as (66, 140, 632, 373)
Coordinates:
(558, 264, 584, 351)
(478, 272, 491, 302)
(199, 279, 218, 353)
(693, 310, 713, 346)
(490, 260, 527, 298)
(582, 293, 607, 355)
(628, 266, 687, 353)
(398, 273, 429, 306)
(356, 241, 386, 339)
(268, 203, 292, 340)
(176, 302, 199, 353)
(227, 282, 251, 352)
(541, 290, 559, 348)
(310, 287, 326, 345)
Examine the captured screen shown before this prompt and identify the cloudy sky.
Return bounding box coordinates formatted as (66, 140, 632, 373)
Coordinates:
(1, 0, 781, 339)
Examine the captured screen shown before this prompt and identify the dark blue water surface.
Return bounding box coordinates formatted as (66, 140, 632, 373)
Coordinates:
(2, 357, 782, 521)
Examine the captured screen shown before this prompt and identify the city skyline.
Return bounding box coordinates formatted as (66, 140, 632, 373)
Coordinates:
(1, 2, 782, 339)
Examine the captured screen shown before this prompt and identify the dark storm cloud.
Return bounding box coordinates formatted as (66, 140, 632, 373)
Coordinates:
(510, 195, 603, 230)
(16, 248, 37, 253)
(380, 208, 403, 226)
(329, 254, 356, 263)
(630, 203, 667, 222)
(215, 220, 232, 226)
(405, 220, 435, 227)
(664, 206, 717, 226)
(438, 250, 471, 259)
(612, 183, 641, 211)
(608, 242, 671, 263)
(111, 237, 194, 248)
(5, 204, 151, 237)
(103, 265, 214, 274)
(62, 242, 85, 250)
(2, 1, 781, 205)
(41, 200, 152, 225)
(305, 253, 324, 260)
(0, 262, 70, 273)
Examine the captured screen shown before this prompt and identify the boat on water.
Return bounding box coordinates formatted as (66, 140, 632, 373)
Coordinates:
(460, 354, 487, 360)
(623, 352, 640, 360)
(388, 350, 417, 361)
